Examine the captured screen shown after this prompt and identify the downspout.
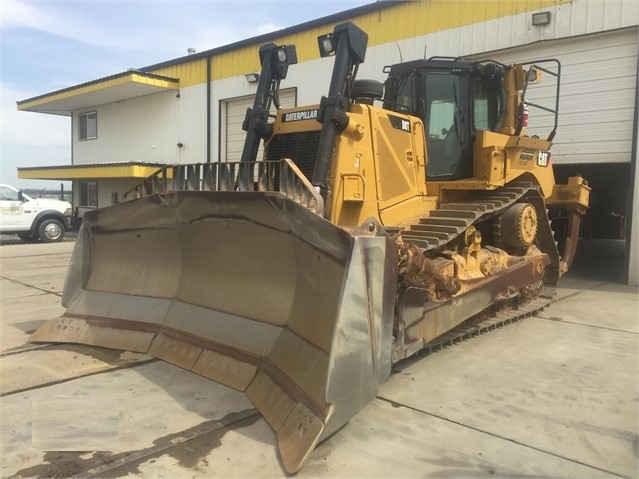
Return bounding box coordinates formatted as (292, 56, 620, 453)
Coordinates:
(207, 55, 212, 162)
(624, 46, 638, 286)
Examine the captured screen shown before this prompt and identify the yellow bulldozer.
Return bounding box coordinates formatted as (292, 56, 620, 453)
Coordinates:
(33, 22, 590, 473)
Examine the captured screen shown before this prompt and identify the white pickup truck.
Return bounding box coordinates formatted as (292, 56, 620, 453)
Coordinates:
(0, 183, 74, 243)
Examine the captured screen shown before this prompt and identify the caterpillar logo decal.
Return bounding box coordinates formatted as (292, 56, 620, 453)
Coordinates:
(520, 150, 536, 162)
(282, 109, 319, 122)
(388, 114, 411, 132)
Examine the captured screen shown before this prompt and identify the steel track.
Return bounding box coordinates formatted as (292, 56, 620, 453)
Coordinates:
(417, 296, 550, 357)
(397, 181, 561, 357)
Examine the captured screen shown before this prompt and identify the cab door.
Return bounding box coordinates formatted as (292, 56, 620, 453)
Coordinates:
(423, 71, 472, 180)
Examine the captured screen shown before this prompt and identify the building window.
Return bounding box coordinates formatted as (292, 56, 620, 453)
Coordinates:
(79, 181, 98, 207)
(79, 111, 97, 140)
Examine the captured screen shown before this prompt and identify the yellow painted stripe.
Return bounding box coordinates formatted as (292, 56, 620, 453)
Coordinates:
(18, 165, 163, 180)
(150, 58, 208, 88)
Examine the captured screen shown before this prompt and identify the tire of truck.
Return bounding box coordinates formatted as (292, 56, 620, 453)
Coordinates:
(38, 218, 65, 243)
(17, 232, 40, 243)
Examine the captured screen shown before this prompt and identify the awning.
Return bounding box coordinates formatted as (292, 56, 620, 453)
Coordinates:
(17, 72, 179, 116)
(18, 162, 166, 180)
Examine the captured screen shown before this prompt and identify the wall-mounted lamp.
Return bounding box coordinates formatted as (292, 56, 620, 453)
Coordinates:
(245, 72, 260, 84)
(177, 141, 184, 148)
(532, 11, 551, 26)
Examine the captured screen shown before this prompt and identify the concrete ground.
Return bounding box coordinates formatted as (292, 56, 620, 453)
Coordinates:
(0, 239, 637, 478)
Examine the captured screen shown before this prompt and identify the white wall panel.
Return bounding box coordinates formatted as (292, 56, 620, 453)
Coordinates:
(73, 84, 207, 166)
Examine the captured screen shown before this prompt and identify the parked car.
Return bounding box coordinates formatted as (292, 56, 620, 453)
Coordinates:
(0, 183, 74, 243)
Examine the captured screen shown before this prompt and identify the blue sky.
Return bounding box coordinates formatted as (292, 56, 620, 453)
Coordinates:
(1, 0, 371, 189)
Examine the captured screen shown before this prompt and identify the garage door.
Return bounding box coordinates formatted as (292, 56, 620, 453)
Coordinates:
(469, 27, 637, 165)
(223, 88, 296, 162)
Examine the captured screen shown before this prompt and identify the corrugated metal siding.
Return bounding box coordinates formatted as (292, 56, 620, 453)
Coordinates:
(151, 58, 208, 88)
(360, 0, 638, 65)
(173, 0, 577, 84)
(351, 0, 562, 45)
(150, 0, 638, 84)
(238, 2, 637, 106)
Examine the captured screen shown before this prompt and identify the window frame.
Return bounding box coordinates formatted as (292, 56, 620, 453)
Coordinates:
(79, 111, 98, 141)
(78, 181, 98, 208)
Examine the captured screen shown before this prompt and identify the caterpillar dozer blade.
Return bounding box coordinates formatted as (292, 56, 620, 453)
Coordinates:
(32, 189, 398, 473)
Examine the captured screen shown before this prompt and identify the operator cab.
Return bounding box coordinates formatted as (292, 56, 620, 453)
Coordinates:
(383, 58, 506, 181)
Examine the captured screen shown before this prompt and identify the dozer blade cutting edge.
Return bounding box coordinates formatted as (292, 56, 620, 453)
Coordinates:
(31, 190, 398, 473)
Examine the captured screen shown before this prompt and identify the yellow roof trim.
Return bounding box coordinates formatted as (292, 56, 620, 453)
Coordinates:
(18, 163, 164, 180)
(17, 72, 179, 116)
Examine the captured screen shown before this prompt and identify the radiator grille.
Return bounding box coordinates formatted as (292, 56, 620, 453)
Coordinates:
(265, 131, 320, 183)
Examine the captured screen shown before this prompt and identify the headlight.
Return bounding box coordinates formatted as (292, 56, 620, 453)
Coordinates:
(277, 48, 287, 63)
(64, 208, 72, 217)
(317, 34, 336, 57)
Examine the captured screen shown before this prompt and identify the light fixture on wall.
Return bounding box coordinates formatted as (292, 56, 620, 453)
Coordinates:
(245, 73, 260, 84)
(532, 11, 551, 26)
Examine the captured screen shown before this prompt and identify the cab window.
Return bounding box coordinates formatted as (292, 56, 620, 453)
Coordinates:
(473, 79, 501, 131)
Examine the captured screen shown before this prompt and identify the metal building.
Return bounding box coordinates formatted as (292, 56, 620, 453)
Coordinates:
(16, 0, 639, 284)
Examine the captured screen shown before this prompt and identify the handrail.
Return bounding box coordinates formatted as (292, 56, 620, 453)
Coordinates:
(518, 59, 561, 142)
(122, 159, 324, 216)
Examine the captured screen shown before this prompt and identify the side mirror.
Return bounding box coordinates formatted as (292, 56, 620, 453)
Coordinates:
(18, 190, 24, 202)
